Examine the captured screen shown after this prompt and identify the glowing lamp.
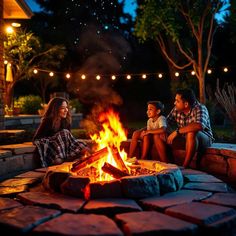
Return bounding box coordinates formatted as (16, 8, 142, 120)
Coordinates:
(175, 72, 179, 77)
(207, 69, 212, 74)
(142, 74, 147, 79)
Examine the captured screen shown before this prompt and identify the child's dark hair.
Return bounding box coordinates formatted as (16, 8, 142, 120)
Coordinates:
(147, 101, 164, 114)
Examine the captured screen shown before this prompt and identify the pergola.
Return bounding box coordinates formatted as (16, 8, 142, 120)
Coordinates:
(0, 0, 33, 129)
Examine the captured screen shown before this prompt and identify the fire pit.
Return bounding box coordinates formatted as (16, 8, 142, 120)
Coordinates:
(42, 109, 184, 199)
(42, 160, 183, 200)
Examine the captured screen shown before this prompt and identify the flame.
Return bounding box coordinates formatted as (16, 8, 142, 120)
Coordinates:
(90, 108, 128, 181)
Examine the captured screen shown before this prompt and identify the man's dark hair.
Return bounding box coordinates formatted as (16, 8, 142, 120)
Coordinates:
(176, 88, 196, 106)
(147, 101, 164, 114)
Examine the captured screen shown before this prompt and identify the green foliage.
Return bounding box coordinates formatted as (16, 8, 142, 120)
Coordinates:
(134, 0, 183, 42)
(135, 0, 225, 44)
(3, 29, 66, 106)
(16, 95, 42, 114)
(4, 30, 66, 78)
(69, 99, 83, 113)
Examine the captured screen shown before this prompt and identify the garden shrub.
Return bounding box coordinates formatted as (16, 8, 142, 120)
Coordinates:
(17, 95, 42, 114)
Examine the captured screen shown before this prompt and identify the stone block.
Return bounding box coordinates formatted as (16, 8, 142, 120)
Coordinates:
(202, 192, 236, 208)
(42, 170, 72, 192)
(0, 197, 23, 211)
(0, 205, 60, 234)
(84, 198, 142, 216)
(140, 189, 212, 210)
(33, 213, 123, 235)
(227, 158, 236, 181)
(0, 150, 12, 159)
(115, 211, 198, 235)
(18, 192, 86, 212)
(0, 155, 25, 176)
(0, 185, 28, 197)
(165, 202, 236, 235)
(121, 174, 160, 199)
(200, 154, 227, 176)
(0, 143, 35, 155)
(157, 173, 177, 194)
(89, 180, 122, 199)
(60, 176, 90, 198)
(183, 182, 229, 193)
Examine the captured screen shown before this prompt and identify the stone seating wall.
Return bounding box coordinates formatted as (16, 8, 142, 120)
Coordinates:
(0, 141, 236, 186)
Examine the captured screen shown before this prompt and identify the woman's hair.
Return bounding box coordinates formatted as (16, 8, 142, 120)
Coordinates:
(147, 101, 165, 115)
(43, 97, 71, 131)
(176, 88, 196, 106)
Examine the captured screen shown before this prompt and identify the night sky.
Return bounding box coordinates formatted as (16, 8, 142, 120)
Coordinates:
(25, 0, 138, 19)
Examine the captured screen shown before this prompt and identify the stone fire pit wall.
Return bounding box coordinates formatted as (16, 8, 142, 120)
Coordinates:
(42, 160, 184, 199)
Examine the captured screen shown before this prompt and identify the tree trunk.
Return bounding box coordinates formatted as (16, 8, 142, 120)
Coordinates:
(5, 82, 14, 107)
(198, 74, 206, 104)
(0, 0, 5, 128)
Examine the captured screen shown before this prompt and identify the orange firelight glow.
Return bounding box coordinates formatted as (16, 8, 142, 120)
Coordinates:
(90, 108, 129, 181)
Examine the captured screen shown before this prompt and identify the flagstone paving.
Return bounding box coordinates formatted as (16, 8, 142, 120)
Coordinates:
(0, 166, 235, 235)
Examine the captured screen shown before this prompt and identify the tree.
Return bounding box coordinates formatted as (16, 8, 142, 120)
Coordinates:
(134, 0, 228, 103)
(4, 29, 66, 106)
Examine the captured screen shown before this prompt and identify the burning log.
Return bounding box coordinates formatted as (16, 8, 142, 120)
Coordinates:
(102, 162, 130, 179)
(71, 147, 108, 172)
(111, 146, 129, 174)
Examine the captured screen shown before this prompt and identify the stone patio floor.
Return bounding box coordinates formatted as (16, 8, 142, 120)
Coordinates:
(0, 166, 236, 235)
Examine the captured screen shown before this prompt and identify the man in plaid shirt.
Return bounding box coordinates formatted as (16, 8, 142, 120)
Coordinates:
(165, 88, 214, 168)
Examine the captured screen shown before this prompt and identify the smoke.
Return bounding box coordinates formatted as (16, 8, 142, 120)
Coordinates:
(67, 23, 132, 134)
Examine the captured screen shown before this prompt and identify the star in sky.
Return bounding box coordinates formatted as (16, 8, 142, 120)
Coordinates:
(25, 0, 138, 19)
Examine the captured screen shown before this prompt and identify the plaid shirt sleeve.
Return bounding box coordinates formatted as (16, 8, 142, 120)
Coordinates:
(193, 104, 209, 129)
(167, 107, 177, 126)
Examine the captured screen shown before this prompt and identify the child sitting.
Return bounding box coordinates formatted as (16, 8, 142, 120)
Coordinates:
(128, 101, 168, 162)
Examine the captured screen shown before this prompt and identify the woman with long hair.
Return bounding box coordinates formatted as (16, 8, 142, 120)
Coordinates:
(33, 97, 91, 167)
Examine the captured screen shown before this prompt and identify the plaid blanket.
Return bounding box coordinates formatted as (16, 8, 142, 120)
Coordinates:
(33, 129, 87, 167)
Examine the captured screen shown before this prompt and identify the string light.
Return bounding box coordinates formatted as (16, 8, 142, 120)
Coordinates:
(142, 74, 147, 79)
(175, 72, 180, 77)
(13, 66, 233, 81)
(207, 69, 212, 74)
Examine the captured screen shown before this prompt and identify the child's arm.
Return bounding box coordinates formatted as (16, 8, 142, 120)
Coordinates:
(141, 126, 166, 137)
